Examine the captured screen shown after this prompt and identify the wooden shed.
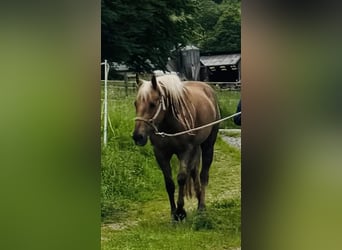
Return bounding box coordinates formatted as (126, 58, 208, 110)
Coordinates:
(166, 45, 201, 81)
(200, 53, 241, 84)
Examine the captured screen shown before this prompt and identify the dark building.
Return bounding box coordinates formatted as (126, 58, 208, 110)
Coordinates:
(167, 47, 241, 86)
(200, 54, 241, 83)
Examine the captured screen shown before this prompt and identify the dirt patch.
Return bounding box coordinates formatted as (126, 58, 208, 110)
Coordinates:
(104, 220, 139, 231)
(219, 129, 241, 149)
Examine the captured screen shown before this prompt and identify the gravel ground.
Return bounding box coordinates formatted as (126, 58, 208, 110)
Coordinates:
(219, 129, 241, 149)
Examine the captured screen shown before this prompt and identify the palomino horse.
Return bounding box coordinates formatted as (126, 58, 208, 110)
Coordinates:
(132, 74, 220, 221)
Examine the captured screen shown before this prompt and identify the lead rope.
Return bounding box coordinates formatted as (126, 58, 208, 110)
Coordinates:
(155, 112, 241, 137)
(135, 100, 241, 137)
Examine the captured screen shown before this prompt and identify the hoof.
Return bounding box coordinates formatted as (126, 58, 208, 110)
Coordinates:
(198, 204, 206, 211)
(173, 207, 187, 221)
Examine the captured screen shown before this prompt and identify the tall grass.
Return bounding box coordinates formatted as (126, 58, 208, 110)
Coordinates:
(101, 90, 164, 219)
(216, 90, 241, 129)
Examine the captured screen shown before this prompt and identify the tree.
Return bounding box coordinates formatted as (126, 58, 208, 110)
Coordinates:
(191, 0, 241, 54)
(204, 0, 241, 53)
(190, 0, 221, 45)
(101, 0, 198, 71)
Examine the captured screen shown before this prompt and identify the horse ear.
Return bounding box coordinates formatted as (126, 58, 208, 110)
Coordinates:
(136, 73, 139, 85)
(135, 73, 144, 87)
(151, 74, 157, 90)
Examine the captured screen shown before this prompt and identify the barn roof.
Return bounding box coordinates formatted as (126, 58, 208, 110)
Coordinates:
(200, 54, 241, 66)
(112, 62, 129, 71)
(181, 45, 199, 51)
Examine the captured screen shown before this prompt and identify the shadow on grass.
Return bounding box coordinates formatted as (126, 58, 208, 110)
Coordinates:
(134, 197, 241, 232)
(191, 198, 241, 233)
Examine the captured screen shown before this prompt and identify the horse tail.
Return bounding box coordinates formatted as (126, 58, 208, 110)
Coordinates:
(184, 174, 193, 199)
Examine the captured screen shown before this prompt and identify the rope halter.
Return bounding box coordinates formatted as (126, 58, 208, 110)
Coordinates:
(134, 96, 166, 133)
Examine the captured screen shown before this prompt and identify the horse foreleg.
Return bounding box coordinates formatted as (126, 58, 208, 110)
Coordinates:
(154, 149, 176, 219)
(175, 162, 187, 221)
(163, 168, 176, 217)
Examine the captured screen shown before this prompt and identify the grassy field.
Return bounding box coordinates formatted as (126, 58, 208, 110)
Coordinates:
(101, 84, 241, 249)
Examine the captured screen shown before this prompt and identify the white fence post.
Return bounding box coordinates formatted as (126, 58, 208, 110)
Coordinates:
(101, 60, 109, 146)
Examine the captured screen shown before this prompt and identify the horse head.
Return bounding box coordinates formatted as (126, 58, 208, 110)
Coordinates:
(133, 74, 166, 146)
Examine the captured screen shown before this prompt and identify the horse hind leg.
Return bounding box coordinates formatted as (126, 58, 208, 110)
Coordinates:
(199, 125, 219, 210)
(175, 146, 201, 221)
(191, 150, 202, 210)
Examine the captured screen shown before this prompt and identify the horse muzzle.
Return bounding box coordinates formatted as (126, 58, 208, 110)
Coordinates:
(132, 131, 148, 146)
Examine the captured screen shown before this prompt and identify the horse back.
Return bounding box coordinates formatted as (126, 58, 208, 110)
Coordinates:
(184, 81, 220, 123)
(150, 81, 220, 150)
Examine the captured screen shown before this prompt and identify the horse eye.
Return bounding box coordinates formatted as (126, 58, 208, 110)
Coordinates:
(149, 102, 156, 109)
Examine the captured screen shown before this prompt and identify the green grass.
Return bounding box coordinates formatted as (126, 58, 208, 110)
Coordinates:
(216, 90, 241, 129)
(101, 84, 240, 249)
(220, 129, 241, 138)
(102, 205, 240, 249)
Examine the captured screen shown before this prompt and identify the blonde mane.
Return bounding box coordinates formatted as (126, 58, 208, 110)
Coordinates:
(137, 74, 195, 131)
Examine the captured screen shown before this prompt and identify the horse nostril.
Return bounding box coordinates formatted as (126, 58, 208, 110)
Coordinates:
(132, 132, 143, 141)
(132, 132, 147, 146)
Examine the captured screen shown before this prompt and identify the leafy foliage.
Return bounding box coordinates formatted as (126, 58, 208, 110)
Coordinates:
(102, 0, 241, 71)
(101, 0, 198, 71)
(192, 0, 241, 53)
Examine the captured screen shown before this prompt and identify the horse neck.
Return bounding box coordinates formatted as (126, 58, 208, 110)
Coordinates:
(158, 108, 181, 133)
(159, 100, 194, 133)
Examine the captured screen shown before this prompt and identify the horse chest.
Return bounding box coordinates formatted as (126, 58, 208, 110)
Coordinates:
(149, 134, 202, 154)
(150, 135, 186, 150)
